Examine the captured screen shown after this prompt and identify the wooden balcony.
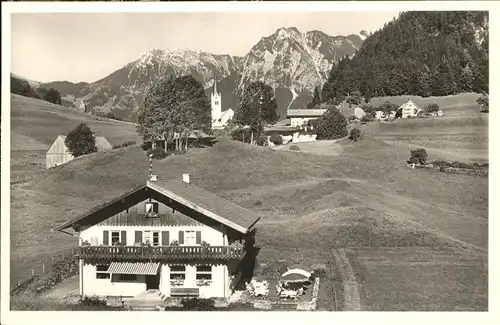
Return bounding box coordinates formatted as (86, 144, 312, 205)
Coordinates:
(77, 245, 245, 261)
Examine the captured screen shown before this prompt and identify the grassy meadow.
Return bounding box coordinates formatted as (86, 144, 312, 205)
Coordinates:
(10, 94, 141, 178)
(9, 93, 488, 311)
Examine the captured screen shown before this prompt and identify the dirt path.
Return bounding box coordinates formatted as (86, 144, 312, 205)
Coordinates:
(332, 248, 361, 311)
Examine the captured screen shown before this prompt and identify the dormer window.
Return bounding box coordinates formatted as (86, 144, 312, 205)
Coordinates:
(145, 202, 159, 217)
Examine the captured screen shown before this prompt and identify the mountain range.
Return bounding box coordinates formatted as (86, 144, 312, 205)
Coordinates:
(37, 27, 365, 121)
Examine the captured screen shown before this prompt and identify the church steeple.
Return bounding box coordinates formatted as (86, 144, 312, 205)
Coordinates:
(213, 78, 219, 95)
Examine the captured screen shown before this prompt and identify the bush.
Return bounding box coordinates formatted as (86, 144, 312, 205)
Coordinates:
(81, 296, 108, 307)
(181, 298, 216, 311)
(349, 128, 361, 142)
(112, 141, 136, 150)
(311, 263, 328, 278)
(147, 147, 167, 160)
(104, 112, 122, 121)
(424, 103, 440, 113)
(289, 145, 301, 151)
(269, 134, 283, 145)
(407, 148, 428, 165)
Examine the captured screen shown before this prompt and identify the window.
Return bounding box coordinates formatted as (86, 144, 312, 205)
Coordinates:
(152, 232, 160, 246)
(111, 231, 120, 245)
(96, 264, 110, 279)
(184, 231, 196, 245)
(170, 265, 186, 280)
(145, 202, 159, 215)
(196, 265, 212, 280)
(143, 231, 160, 246)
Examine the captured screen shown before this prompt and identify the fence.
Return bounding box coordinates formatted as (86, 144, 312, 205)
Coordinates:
(10, 171, 46, 185)
(10, 247, 77, 295)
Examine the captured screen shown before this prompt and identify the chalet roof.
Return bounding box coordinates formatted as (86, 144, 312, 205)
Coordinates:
(398, 99, 420, 111)
(286, 109, 327, 117)
(336, 102, 365, 117)
(52, 178, 260, 235)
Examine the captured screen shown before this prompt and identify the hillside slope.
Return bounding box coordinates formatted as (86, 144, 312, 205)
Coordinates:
(10, 94, 141, 176)
(322, 11, 489, 101)
(11, 133, 487, 309)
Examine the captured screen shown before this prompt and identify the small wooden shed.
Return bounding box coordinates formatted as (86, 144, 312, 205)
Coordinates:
(46, 135, 112, 169)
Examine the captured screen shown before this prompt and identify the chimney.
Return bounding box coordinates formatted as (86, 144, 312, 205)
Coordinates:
(182, 173, 190, 184)
(150, 174, 158, 182)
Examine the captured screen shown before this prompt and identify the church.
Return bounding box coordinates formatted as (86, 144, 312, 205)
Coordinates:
(210, 79, 234, 130)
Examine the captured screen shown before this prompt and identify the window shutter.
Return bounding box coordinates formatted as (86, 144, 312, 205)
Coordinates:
(196, 231, 202, 244)
(103, 230, 109, 245)
(121, 231, 127, 245)
(162, 231, 170, 246)
(178, 231, 184, 244)
(135, 231, 142, 244)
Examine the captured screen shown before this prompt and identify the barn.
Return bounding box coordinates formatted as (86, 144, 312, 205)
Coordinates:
(46, 135, 113, 169)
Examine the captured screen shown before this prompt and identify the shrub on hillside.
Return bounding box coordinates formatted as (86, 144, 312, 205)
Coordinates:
(11, 75, 40, 99)
(424, 103, 440, 113)
(349, 128, 361, 142)
(477, 94, 489, 113)
(112, 141, 136, 150)
(269, 134, 283, 146)
(104, 112, 122, 121)
(289, 145, 301, 151)
(65, 123, 98, 157)
(181, 298, 216, 311)
(36, 87, 62, 105)
(407, 148, 428, 165)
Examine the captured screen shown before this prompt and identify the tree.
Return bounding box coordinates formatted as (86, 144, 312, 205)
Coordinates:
(137, 74, 211, 153)
(307, 86, 322, 109)
(269, 134, 283, 146)
(10, 75, 40, 99)
(312, 103, 348, 140)
(37, 87, 62, 105)
(424, 103, 440, 113)
(407, 148, 428, 165)
(234, 81, 278, 145)
(65, 123, 97, 157)
(477, 94, 489, 112)
(349, 128, 361, 142)
(346, 90, 363, 106)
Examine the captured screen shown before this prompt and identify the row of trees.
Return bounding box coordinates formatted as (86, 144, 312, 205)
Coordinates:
(136, 75, 211, 154)
(11, 75, 62, 105)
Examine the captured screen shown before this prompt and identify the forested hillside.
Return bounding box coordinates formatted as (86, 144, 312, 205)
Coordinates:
(322, 11, 489, 102)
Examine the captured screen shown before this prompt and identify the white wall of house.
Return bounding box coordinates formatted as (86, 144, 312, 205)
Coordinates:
(290, 117, 321, 127)
(400, 100, 421, 118)
(81, 224, 226, 246)
(82, 262, 230, 298)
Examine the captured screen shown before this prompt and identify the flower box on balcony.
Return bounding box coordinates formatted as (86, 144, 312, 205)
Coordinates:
(170, 280, 184, 287)
(196, 279, 212, 287)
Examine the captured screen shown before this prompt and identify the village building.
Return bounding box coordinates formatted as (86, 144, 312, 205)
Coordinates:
(336, 102, 366, 120)
(52, 174, 260, 306)
(211, 80, 234, 130)
(286, 109, 327, 127)
(396, 99, 421, 119)
(46, 135, 113, 169)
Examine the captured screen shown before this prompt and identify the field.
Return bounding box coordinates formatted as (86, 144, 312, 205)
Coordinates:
(9, 93, 488, 311)
(10, 94, 141, 178)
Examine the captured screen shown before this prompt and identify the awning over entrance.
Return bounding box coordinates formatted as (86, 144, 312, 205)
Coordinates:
(107, 262, 160, 275)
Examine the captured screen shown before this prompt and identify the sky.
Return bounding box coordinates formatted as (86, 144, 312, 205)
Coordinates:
(11, 11, 399, 83)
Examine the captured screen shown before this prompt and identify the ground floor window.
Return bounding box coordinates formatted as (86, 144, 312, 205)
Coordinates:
(170, 265, 186, 287)
(112, 274, 138, 282)
(96, 264, 110, 279)
(196, 265, 212, 286)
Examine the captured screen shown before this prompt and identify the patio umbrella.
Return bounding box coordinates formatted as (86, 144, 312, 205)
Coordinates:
(280, 268, 311, 283)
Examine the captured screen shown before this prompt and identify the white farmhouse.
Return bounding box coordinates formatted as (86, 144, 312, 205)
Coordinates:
(397, 99, 421, 119)
(286, 109, 327, 127)
(46, 135, 112, 169)
(53, 174, 260, 308)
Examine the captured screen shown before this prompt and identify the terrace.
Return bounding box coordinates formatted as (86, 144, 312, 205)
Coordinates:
(77, 245, 245, 261)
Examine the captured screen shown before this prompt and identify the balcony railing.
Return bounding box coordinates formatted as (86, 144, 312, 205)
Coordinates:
(77, 245, 245, 261)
